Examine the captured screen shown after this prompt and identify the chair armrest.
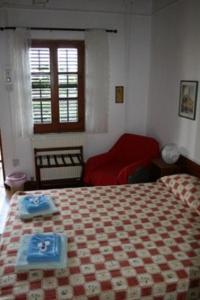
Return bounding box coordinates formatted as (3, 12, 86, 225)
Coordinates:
(83, 152, 112, 185)
(117, 158, 151, 184)
(85, 152, 111, 172)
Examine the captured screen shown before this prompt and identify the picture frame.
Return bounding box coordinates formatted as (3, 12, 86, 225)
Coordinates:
(115, 86, 124, 103)
(179, 80, 198, 120)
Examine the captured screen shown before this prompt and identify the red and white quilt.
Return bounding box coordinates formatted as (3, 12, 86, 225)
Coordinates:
(0, 182, 200, 299)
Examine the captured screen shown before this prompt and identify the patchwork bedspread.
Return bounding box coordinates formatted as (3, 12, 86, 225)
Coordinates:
(0, 182, 200, 300)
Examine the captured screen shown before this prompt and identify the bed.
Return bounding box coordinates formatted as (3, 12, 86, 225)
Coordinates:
(0, 156, 200, 300)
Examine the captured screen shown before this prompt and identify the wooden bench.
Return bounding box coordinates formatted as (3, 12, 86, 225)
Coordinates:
(34, 146, 84, 188)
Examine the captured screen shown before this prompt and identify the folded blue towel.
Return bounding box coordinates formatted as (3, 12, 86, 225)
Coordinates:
(16, 233, 67, 271)
(27, 233, 61, 263)
(19, 195, 58, 220)
(23, 194, 50, 213)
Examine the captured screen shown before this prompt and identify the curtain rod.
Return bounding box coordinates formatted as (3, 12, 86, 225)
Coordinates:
(0, 26, 117, 33)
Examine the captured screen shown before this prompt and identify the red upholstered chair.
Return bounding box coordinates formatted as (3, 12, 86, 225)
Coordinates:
(84, 133, 160, 186)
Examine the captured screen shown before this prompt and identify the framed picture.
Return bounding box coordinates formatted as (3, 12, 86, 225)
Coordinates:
(115, 86, 124, 103)
(179, 80, 198, 120)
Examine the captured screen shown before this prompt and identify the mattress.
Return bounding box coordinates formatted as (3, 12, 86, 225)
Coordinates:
(0, 181, 200, 299)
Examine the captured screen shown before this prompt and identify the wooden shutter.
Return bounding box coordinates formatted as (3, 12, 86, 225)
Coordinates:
(29, 47, 52, 124)
(57, 48, 78, 123)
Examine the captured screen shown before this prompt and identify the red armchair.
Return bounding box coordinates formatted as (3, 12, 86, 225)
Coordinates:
(84, 133, 160, 186)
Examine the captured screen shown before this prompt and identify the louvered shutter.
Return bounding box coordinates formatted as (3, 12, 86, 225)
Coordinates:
(57, 48, 78, 123)
(29, 48, 52, 124)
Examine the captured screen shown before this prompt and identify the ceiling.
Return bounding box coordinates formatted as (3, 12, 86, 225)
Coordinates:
(152, 0, 180, 12)
(0, 0, 180, 15)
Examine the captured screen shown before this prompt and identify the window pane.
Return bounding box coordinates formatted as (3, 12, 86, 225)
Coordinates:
(57, 49, 78, 122)
(30, 47, 52, 125)
(32, 100, 52, 124)
(57, 48, 78, 72)
(31, 74, 51, 99)
(58, 74, 78, 85)
(59, 100, 78, 122)
(29, 48, 50, 73)
(59, 87, 78, 99)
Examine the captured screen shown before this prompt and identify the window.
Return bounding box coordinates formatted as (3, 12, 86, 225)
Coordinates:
(29, 40, 85, 133)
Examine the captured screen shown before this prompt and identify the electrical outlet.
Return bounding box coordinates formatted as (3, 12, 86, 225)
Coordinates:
(13, 159, 20, 167)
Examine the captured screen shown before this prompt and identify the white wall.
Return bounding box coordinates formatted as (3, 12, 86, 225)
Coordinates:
(125, 15, 151, 134)
(0, 6, 151, 178)
(147, 0, 200, 163)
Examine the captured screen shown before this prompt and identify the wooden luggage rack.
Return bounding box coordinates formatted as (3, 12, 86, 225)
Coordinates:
(34, 146, 84, 188)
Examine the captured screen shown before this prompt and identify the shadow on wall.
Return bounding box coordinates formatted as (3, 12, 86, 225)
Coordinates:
(176, 113, 199, 163)
(194, 107, 200, 163)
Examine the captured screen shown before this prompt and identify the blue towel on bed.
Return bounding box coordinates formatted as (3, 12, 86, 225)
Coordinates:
(15, 234, 67, 271)
(23, 194, 50, 213)
(27, 233, 61, 263)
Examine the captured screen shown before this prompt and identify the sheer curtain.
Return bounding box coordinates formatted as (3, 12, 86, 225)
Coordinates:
(7, 28, 33, 138)
(85, 30, 109, 133)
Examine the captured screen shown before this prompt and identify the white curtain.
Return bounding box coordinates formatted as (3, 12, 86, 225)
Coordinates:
(85, 30, 109, 133)
(7, 28, 33, 138)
